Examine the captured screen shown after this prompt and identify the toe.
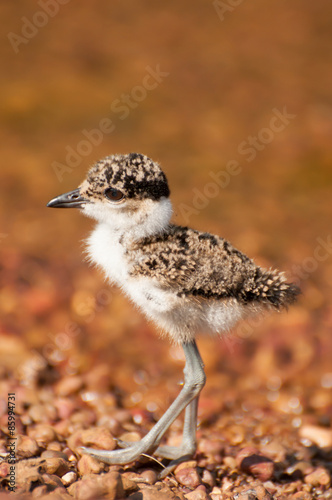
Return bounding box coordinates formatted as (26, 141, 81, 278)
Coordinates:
(155, 444, 195, 460)
(80, 445, 140, 465)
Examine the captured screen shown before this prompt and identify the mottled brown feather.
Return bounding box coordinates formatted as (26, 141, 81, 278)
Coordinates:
(130, 224, 300, 308)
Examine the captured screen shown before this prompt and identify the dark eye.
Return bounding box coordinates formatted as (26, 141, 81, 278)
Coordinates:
(104, 187, 125, 202)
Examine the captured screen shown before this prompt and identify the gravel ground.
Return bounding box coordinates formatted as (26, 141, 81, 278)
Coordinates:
(0, 312, 331, 499)
(1, 2, 332, 498)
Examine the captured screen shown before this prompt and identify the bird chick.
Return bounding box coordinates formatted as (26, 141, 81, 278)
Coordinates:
(48, 153, 299, 472)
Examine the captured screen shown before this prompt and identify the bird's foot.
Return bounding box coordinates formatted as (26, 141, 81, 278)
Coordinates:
(154, 443, 196, 478)
(115, 439, 195, 461)
(81, 439, 157, 465)
(155, 442, 196, 460)
(115, 438, 137, 449)
(81, 440, 196, 478)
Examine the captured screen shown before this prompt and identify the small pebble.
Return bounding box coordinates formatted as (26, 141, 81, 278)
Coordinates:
(201, 468, 215, 488)
(0, 439, 7, 456)
(0, 462, 9, 478)
(174, 460, 198, 471)
(84, 363, 113, 391)
(184, 484, 209, 500)
(54, 397, 76, 420)
(228, 424, 245, 445)
(291, 493, 312, 500)
(176, 466, 201, 489)
(299, 424, 332, 447)
(197, 437, 224, 456)
(250, 483, 273, 500)
(174, 461, 201, 489)
(70, 408, 96, 426)
(78, 453, 107, 474)
(61, 471, 77, 486)
(121, 475, 139, 493)
(31, 485, 48, 498)
(102, 470, 125, 498)
(28, 403, 57, 423)
(223, 456, 237, 469)
(97, 414, 122, 435)
(42, 473, 65, 489)
(222, 476, 233, 491)
(260, 440, 287, 462)
(68, 475, 108, 498)
(286, 461, 313, 476)
(47, 441, 63, 452)
(304, 466, 330, 487)
(235, 447, 258, 467)
(44, 457, 70, 476)
(248, 460, 275, 482)
(62, 447, 77, 462)
(127, 484, 177, 500)
(139, 469, 158, 485)
(238, 493, 255, 500)
(262, 481, 277, 496)
(16, 435, 40, 458)
(67, 426, 116, 452)
(28, 424, 56, 447)
(210, 486, 223, 500)
(236, 448, 274, 481)
(41, 449, 69, 461)
(53, 419, 71, 438)
(239, 493, 259, 500)
(48, 488, 74, 499)
(55, 375, 84, 396)
(111, 408, 133, 424)
(119, 431, 142, 443)
(283, 481, 301, 495)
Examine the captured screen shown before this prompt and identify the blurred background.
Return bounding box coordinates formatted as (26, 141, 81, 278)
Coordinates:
(0, 0, 332, 449)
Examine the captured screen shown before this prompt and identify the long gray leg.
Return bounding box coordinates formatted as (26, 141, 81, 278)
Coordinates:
(155, 397, 199, 478)
(81, 340, 206, 465)
(116, 398, 200, 478)
(155, 341, 204, 460)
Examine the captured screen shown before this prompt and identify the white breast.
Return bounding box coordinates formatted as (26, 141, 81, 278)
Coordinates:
(86, 222, 175, 313)
(86, 223, 129, 284)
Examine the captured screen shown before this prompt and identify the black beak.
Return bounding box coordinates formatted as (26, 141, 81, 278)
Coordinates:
(47, 188, 89, 208)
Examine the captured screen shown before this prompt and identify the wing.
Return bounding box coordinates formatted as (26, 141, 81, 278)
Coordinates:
(130, 225, 299, 308)
(130, 225, 255, 297)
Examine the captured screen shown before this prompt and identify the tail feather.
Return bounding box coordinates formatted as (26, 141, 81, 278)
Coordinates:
(252, 268, 300, 309)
